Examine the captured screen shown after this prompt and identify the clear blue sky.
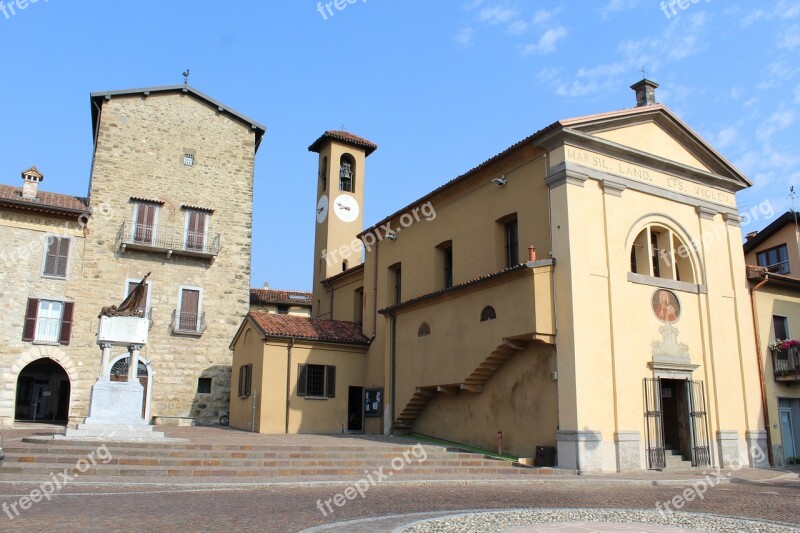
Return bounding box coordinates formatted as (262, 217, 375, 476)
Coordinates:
(1, 0, 798, 291)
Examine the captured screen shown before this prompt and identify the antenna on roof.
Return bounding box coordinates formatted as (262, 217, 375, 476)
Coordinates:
(790, 186, 799, 239)
(182, 69, 190, 88)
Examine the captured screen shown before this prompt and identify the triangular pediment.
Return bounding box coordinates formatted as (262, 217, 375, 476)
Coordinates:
(559, 105, 751, 190)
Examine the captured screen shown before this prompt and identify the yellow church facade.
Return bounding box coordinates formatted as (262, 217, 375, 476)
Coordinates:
(231, 81, 767, 472)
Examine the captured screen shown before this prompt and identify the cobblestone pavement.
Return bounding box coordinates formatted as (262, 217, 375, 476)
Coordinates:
(0, 477, 797, 532)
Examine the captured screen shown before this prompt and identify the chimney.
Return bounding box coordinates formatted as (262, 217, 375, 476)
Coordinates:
(21, 166, 44, 200)
(263, 282, 269, 290)
(745, 231, 759, 241)
(630, 79, 659, 107)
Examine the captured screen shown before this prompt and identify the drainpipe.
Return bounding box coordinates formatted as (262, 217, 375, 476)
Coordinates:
(390, 312, 397, 435)
(749, 277, 774, 466)
(285, 336, 295, 434)
(373, 240, 380, 337)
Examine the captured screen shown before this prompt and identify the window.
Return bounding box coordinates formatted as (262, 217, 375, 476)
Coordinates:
(757, 244, 790, 274)
(391, 265, 402, 305)
(339, 154, 355, 192)
(132, 202, 159, 245)
(629, 224, 696, 284)
(42, 236, 70, 278)
(22, 298, 74, 345)
(184, 210, 209, 252)
(505, 219, 519, 268)
(183, 152, 195, 167)
(125, 279, 151, 318)
(774, 315, 789, 341)
(442, 245, 453, 289)
(342, 260, 348, 272)
(480, 306, 497, 322)
(418, 322, 431, 337)
(277, 305, 290, 315)
(354, 287, 364, 323)
(176, 287, 203, 333)
(238, 364, 252, 398)
(197, 377, 212, 394)
(297, 364, 336, 398)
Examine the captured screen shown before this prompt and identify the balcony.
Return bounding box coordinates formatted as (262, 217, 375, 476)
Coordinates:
(169, 310, 206, 336)
(117, 222, 220, 260)
(772, 344, 800, 382)
(765, 261, 791, 275)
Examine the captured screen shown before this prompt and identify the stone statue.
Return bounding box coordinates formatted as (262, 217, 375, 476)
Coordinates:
(99, 272, 151, 318)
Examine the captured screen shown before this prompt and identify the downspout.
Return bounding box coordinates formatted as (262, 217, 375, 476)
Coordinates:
(749, 277, 773, 466)
(390, 311, 397, 435)
(373, 240, 380, 337)
(285, 336, 295, 434)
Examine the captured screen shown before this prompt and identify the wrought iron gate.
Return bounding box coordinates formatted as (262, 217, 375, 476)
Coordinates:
(643, 378, 666, 470)
(687, 380, 711, 467)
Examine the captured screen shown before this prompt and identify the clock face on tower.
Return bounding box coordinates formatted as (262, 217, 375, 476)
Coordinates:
(316, 195, 329, 224)
(333, 194, 360, 223)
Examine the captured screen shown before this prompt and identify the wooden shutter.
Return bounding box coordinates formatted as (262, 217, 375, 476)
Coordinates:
(44, 237, 59, 276)
(22, 298, 39, 341)
(326, 365, 336, 398)
(297, 364, 307, 397)
(134, 203, 156, 243)
(179, 289, 200, 331)
(186, 212, 207, 251)
(59, 302, 74, 345)
(56, 238, 70, 277)
(245, 364, 252, 397)
(238, 366, 245, 397)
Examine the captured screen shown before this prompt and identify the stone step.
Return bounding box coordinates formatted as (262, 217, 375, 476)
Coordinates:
(0, 463, 550, 478)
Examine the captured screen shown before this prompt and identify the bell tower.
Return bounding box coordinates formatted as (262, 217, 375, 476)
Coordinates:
(308, 130, 377, 318)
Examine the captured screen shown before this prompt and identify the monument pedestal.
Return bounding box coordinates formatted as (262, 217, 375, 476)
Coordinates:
(57, 381, 166, 441)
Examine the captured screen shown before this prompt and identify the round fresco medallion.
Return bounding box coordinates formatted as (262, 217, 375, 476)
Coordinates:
(652, 289, 680, 324)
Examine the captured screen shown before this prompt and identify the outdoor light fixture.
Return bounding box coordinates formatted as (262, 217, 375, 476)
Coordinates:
(387, 233, 398, 241)
(491, 175, 507, 187)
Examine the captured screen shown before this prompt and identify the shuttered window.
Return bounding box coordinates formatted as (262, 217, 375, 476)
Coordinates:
(297, 364, 336, 398)
(22, 298, 74, 345)
(238, 364, 252, 398)
(185, 211, 208, 251)
(42, 236, 70, 278)
(133, 203, 158, 244)
(178, 288, 200, 332)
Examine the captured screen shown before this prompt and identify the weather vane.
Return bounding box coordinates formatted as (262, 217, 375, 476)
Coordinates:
(182, 69, 190, 87)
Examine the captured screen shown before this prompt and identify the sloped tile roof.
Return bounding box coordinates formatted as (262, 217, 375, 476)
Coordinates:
(249, 312, 370, 345)
(0, 184, 90, 216)
(250, 289, 312, 306)
(308, 130, 378, 156)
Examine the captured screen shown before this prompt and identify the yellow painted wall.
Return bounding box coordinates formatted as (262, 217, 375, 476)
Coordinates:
(745, 224, 800, 276)
(414, 343, 557, 458)
(594, 122, 710, 172)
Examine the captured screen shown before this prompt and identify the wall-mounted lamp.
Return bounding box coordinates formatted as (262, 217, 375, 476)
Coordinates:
(386, 233, 398, 241)
(491, 175, 507, 187)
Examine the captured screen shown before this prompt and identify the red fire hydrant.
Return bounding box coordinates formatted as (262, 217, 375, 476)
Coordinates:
(497, 429, 503, 455)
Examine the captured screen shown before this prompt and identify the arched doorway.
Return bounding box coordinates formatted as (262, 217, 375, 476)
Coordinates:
(109, 354, 152, 421)
(15, 358, 71, 423)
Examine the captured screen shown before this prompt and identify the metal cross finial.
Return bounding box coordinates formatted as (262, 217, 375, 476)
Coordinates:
(639, 66, 648, 80)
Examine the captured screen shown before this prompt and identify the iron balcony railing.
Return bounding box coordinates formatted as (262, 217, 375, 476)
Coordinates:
(772, 345, 800, 381)
(170, 310, 206, 336)
(765, 261, 790, 275)
(118, 222, 221, 258)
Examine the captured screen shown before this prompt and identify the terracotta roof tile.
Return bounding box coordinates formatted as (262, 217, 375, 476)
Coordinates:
(0, 184, 90, 216)
(250, 289, 312, 306)
(249, 312, 370, 345)
(308, 130, 378, 156)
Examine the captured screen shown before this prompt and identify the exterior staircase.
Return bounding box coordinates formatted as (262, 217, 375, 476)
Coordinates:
(0, 437, 562, 479)
(664, 447, 695, 470)
(395, 339, 529, 431)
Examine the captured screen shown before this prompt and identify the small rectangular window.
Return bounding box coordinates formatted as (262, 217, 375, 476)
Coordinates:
(297, 364, 335, 398)
(277, 305, 289, 315)
(442, 246, 453, 289)
(773, 315, 789, 340)
(184, 153, 195, 167)
(757, 244, 790, 274)
(238, 364, 252, 398)
(197, 377, 212, 394)
(42, 236, 70, 278)
(354, 287, 364, 323)
(393, 266, 402, 305)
